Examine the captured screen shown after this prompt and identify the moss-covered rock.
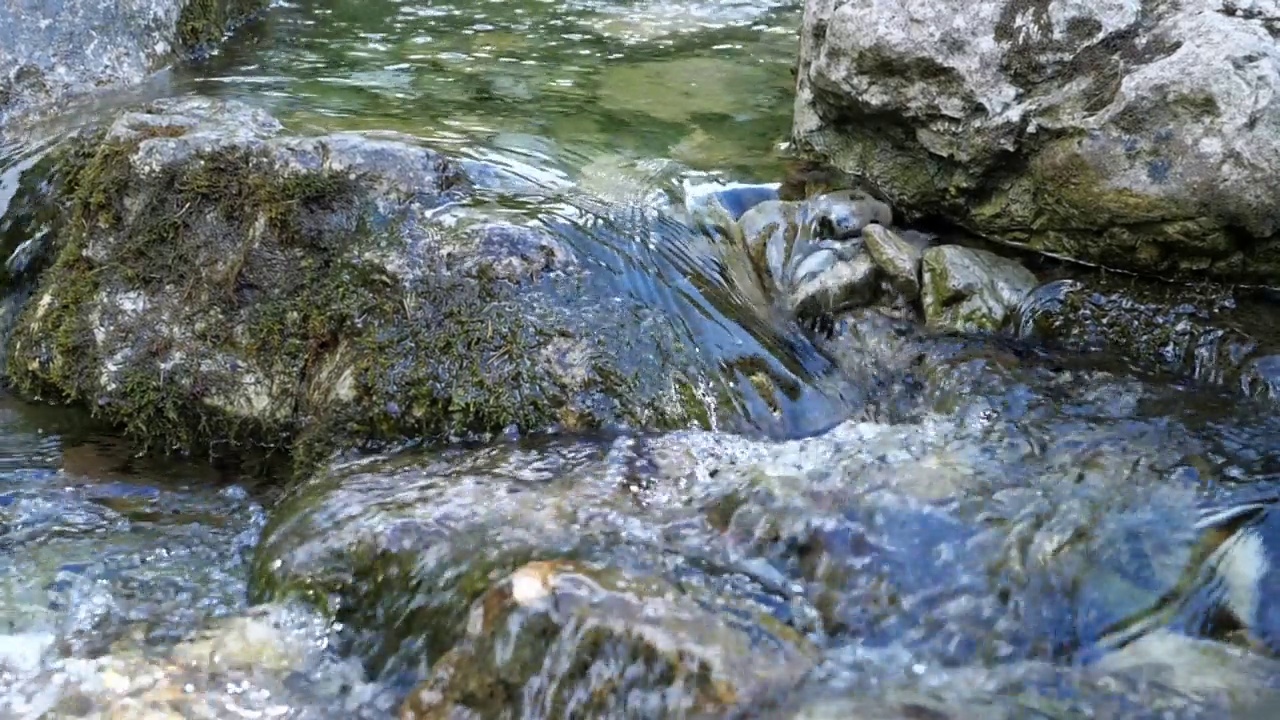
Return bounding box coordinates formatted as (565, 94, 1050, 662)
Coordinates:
(920, 245, 1037, 333)
(248, 436, 825, 685)
(862, 223, 927, 301)
(4, 97, 739, 470)
(175, 0, 264, 53)
(792, 0, 1280, 283)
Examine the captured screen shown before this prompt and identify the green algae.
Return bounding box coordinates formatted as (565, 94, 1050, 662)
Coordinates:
(176, 0, 269, 54)
(5, 122, 717, 475)
(5, 129, 553, 468)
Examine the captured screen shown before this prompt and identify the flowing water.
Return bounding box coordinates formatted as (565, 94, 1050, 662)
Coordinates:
(3, 0, 1280, 717)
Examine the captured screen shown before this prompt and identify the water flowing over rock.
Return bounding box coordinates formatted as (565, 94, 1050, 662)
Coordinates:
(1011, 273, 1280, 392)
(3, 97, 861, 470)
(792, 0, 1280, 284)
(0, 0, 264, 129)
(251, 371, 1280, 717)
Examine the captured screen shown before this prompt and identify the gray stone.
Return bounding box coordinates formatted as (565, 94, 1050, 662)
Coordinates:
(921, 245, 1037, 332)
(0, 0, 264, 129)
(862, 223, 923, 300)
(792, 0, 1280, 283)
(789, 248, 879, 319)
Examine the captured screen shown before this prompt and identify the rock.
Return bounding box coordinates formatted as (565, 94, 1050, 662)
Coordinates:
(745, 630, 1280, 719)
(920, 246, 1037, 332)
(251, 398, 1259, 690)
(1241, 354, 1280, 401)
(732, 191, 890, 312)
(398, 560, 816, 719)
(792, 0, 1280, 283)
(0, 602, 399, 719)
(250, 436, 831, 685)
(2, 97, 782, 466)
(1092, 629, 1280, 703)
(0, 0, 264, 128)
(789, 249, 878, 320)
(1011, 274, 1279, 394)
(862, 224, 925, 300)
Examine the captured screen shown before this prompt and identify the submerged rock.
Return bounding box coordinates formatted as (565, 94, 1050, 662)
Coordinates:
(2, 97, 799, 467)
(744, 630, 1280, 719)
(0, 0, 263, 128)
(1012, 274, 1280, 393)
(703, 190, 893, 319)
(0, 602, 398, 719)
(792, 0, 1280, 283)
(252, 380, 1280, 709)
(921, 245, 1037, 333)
(399, 560, 816, 719)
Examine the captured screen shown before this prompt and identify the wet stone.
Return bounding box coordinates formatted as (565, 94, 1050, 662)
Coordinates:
(399, 559, 817, 719)
(921, 246, 1037, 333)
(250, 385, 1280, 706)
(750, 629, 1280, 719)
(862, 224, 925, 301)
(1011, 275, 1278, 395)
(788, 249, 878, 321)
(1241, 354, 1280, 400)
(1, 602, 397, 720)
(8, 96, 822, 465)
(0, 0, 265, 128)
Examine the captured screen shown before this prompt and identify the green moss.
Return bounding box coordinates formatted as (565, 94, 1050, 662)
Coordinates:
(6, 134, 133, 407)
(176, 0, 268, 53)
(5, 132, 370, 463)
(8, 120, 719, 474)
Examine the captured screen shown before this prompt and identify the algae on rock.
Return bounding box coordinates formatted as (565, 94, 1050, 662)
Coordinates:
(5, 97, 722, 469)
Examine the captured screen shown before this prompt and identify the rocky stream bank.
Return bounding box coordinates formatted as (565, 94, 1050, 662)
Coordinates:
(3, 0, 1280, 718)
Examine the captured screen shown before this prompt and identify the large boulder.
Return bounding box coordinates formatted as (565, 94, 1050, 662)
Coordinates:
(0, 0, 263, 128)
(4, 97, 846, 469)
(792, 0, 1280, 283)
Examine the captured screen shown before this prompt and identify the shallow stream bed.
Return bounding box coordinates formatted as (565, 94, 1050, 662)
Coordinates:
(3, 0, 1280, 718)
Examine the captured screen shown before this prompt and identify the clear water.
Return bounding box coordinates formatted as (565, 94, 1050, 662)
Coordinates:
(181, 0, 800, 180)
(2, 0, 1280, 717)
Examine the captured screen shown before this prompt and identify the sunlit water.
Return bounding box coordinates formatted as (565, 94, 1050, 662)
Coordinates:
(183, 0, 799, 177)
(2, 0, 1280, 717)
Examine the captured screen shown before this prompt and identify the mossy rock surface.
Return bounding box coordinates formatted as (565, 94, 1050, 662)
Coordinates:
(176, 0, 265, 52)
(400, 559, 817, 719)
(4, 97, 723, 471)
(920, 245, 1037, 334)
(249, 435, 823, 687)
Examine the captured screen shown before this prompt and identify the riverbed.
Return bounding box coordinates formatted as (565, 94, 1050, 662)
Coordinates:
(3, 0, 1280, 718)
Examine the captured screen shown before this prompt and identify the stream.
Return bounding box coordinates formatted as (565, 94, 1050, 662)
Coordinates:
(3, 0, 1280, 718)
